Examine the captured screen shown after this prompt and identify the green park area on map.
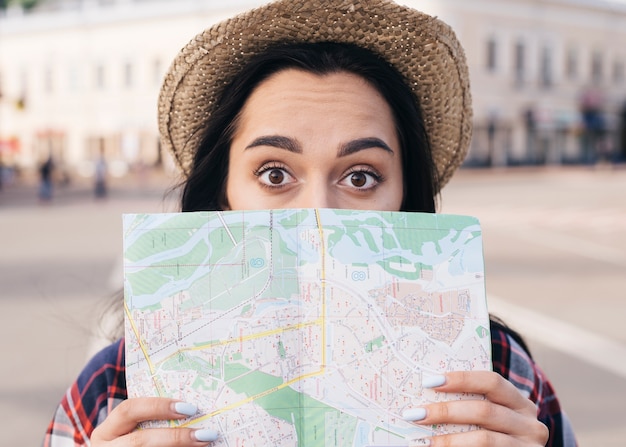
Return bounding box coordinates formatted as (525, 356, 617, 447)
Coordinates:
(123, 209, 491, 447)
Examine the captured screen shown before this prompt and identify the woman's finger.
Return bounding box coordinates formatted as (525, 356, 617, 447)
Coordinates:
(412, 399, 543, 437)
(424, 428, 538, 447)
(94, 427, 217, 447)
(91, 397, 200, 441)
(403, 371, 549, 445)
(427, 371, 537, 415)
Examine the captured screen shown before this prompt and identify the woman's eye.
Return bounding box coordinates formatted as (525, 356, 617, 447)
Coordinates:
(256, 165, 295, 188)
(341, 169, 381, 190)
(267, 169, 285, 185)
(350, 172, 368, 188)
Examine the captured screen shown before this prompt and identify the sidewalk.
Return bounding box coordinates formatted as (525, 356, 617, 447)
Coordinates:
(0, 166, 180, 209)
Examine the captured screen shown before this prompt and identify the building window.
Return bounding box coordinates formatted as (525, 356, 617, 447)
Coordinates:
(124, 62, 133, 88)
(95, 64, 105, 90)
(44, 66, 53, 94)
(17, 68, 28, 107)
(565, 46, 578, 81)
(68, 65, 79, 92)
(486, 37, 497, 72)
(539, 45, 553, 88)
(613, 59, 624, 85)
(591, 50, 603, 84)
(514, 40, 526, 86)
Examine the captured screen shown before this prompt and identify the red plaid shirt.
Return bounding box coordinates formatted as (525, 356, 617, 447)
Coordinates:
(43, 324, 577, 446)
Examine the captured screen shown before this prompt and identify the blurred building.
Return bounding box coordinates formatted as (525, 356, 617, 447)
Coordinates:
(0, 0, 260, 177)
(425, 0, 626, 167)
(0, 0, 625, 177)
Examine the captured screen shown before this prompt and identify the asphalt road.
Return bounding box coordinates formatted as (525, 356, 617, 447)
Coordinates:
(1, 165, 624, 446)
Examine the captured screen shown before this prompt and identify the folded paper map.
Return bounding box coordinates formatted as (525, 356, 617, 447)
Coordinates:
(123, 209, 491, 446)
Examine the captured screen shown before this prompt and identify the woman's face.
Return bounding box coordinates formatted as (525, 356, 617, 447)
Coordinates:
(225, 69, 404, 211)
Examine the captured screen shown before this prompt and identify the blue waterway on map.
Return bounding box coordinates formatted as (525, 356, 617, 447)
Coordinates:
(277, 225, 321, 265)
(126, 265, 210, 308)
(355, 422, 370, 446)
(126, 230, 212, 267)
(125, 211, 483, 309)
(123, 213, 183, 248)
(447, 236, 484, 275)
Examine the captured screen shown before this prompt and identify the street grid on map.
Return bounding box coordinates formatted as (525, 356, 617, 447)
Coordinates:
(124, 209, 491, 447)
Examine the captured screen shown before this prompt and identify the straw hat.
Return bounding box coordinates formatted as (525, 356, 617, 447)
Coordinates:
(158, 0, 472, 190)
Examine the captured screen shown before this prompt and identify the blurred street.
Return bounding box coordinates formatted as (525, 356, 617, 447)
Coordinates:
(1, 165, 625, 446)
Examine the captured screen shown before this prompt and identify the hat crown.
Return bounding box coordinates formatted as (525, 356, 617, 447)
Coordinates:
(159, 0, 472, 191)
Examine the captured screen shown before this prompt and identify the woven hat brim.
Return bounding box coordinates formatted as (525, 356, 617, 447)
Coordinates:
(158, 0, 472, 190)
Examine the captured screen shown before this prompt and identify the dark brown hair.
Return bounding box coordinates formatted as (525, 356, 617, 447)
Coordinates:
(180, 41, 439, 213)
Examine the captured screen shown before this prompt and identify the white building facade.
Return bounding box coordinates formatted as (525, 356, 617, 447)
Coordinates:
(429, 0, 626, 166)
(1, 0, 625, 176)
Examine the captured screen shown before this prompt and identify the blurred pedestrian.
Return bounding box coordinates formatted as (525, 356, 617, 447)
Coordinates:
(38, 155, 54, 202)
(615, 100, 626, 162)
(486, 115, 497, 166)
(524, 106, 537, 162)
(94, 149, 107, 199)
(579, 87, 605, 164)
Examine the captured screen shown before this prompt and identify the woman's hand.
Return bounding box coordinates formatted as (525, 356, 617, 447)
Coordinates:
(404, 371, 549, 446)
(90, 397, 219, 447)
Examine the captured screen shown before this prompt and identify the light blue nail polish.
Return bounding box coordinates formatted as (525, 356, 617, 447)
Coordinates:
(422, 374, 446, 388)
(194, 429, 219, 442)
(402, 407, 427, 421)
(174, 402, 198, 416)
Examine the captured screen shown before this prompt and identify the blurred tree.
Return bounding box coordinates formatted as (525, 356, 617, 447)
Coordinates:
(0, 0, 44, 10)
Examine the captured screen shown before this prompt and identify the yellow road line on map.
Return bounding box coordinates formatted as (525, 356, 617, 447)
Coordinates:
(177, 319, 323, 353)
(314, 208, 327, 370)
(182, 368, 326, 427)
(180, 209, 329, 427)
(124, 301, 165, 396)
(133, 209, 331, 426)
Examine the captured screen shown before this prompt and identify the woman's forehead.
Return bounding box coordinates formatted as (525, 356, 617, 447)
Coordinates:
(232, 69, 397, 148)
(239, 69, 391, 123)
(251, 68, 380, 99)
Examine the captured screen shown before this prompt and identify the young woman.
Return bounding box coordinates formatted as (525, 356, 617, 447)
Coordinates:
(44, 1, 576, 446)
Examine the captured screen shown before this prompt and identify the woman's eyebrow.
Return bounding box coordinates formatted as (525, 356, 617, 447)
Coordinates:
(244, 135, 302, 153)
(338, 137, 394, 157)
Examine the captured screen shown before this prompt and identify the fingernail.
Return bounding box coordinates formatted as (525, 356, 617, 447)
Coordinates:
(402, 407, 427, 421)
(422, 374, 446, 388)
(194, 429, 219, 442)
(174, 402, 198, 416)
(414, 438, 431, 446)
